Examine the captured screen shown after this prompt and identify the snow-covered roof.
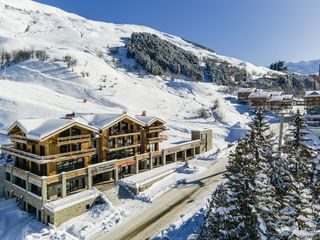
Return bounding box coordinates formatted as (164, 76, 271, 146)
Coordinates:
(304, 91, 320, 98)
(267, 94, 293, 102)
(134, 115, 166, 126)
(268, 96, 284, 102)
(74, 113, 146, 130)
(270, 91, 283, 97)
(283, 94, 293, 100)
(8, 118, 98, 141)
(237, 88, 256, 94)
(44, 188, 100, 213)
(248, 92, 271, 99)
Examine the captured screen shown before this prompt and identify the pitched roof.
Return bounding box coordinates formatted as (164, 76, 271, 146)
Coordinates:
(237, 88, 256, 94)
(304, 91, 320, 98)
(248, 92, 271, 99)
(270, 91, 283, 97)
(135, 115, 166, 126)
(8, 118, 98, 141)
(75, 113, 145, 130)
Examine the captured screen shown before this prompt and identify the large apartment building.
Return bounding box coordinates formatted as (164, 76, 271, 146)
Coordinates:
(0, 113, 212, 226)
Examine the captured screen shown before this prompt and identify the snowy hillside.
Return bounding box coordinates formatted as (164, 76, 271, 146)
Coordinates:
(0, 0, 256, 148)
(288, 59, 320, 75)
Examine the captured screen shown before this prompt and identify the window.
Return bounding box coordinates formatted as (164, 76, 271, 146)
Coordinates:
(108, 139, 114, 148)
(60, 145, 68, 153)
(72, 143, 81, 152)
(59, 129, 69, 137)
(30, 184, 41, 196)
(118, 138, 124, 146)
(41, 164, 47, 176)
(40, 146, 45, 156)
(5, 172, 10, 181)
(113, 124, 120, 134)
(31, 145, 36, 154)
(122, 122, 128, 132)
(56, 158, 84, 173)
(127, 136, 133, 145)
(66, 178, 85, 193)
(15, 177, 26, 189)
(31, 162, 39, 175)
(71, 128, 81, 136)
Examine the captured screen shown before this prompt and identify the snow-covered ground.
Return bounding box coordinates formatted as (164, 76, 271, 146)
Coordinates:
(0, 0, 270, 239)
(0, 149, 229, 240)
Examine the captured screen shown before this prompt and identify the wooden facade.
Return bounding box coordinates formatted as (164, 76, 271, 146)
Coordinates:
(304, 91, 320, 115)
(0, 114, 212, 226)
(237, 88, 257, 103)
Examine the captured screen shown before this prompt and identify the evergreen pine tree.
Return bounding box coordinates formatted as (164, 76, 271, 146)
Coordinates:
(279, 110, 317, 238)
(201, 110, 280, 239)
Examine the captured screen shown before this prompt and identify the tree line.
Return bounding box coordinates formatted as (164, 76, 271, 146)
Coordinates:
(199, 110, 320, 239)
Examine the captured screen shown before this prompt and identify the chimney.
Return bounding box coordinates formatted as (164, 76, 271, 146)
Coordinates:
(141, 111, 146, 116)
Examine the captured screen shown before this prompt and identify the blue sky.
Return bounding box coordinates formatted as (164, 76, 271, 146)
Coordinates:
(34, 0, 320, 66)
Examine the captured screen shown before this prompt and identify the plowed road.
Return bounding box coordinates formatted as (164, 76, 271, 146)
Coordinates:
(91, 156, 229, 240)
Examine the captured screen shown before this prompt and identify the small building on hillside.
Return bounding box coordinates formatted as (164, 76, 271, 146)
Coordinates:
(237, 88, 257, 103)
(304, 91, 320, 115)
(267, 94, 293, 111)
(248, 92, 272, 109)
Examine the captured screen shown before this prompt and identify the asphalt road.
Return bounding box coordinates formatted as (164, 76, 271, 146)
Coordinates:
(92, 156, 228, 240)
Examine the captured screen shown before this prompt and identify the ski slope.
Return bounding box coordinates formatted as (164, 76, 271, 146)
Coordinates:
(0, 0, 257, 239)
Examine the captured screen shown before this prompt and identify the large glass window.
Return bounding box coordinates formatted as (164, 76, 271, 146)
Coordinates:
(118, 137, 124, 146)
(127, 136, 133, 145)
(59, 129, 69, 137)
(66, 178, 85, 193)
(15, 177, 26, 189)
(56, 158, 84, 173)
(108, 139, 114, 148)
(30, 184, 41, 196)
(122, 122, 129, 132)
(60, 144, 81, 153)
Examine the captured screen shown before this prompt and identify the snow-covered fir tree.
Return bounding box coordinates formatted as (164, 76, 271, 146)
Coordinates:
(278, 110, 318, 238)
(200, 110, 280, 239)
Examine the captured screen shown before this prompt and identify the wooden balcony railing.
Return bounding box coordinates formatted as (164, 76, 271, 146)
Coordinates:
(10, 134, 27, 144)
(1, 145, 96, 163)
(108, 130, 140, 138)
(2, 164, 43, 185)
(57, 134, 91, 146)
(104, 143, 141, 152)
(147, 125, 166, 133)
(147, 135, 168, 143)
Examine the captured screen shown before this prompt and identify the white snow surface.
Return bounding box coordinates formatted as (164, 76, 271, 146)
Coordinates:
(0, 0, 257, 239)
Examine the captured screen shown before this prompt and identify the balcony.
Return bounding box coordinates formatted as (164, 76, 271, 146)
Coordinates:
(1, 145, 96, 164)
(10, 134, 28, 144)
(108, 130, 140, 138)
(2, 164, 43, 186)
(57, 134, 91, 146)
(147, 125, 166, 133)
(147, 135, 168, 143)
(104, 143, 141, 152)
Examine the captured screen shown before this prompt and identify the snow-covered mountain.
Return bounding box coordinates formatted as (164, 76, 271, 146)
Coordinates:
(288, 59, 320, 75)
(0, 0, 266, 148)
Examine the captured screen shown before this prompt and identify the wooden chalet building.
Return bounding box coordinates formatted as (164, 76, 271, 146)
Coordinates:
(267, 94, 293, 111)
(248, 92, 272, 108)
(304, 91, 320, 115)
(237, 88, 257, 103)
(0, 113, 212, 226)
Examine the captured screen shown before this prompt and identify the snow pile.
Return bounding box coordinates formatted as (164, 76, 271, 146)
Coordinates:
(135, 160, 208, 203)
